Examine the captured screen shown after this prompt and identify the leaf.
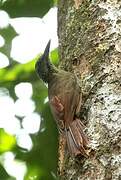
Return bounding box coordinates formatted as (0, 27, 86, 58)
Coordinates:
(15, 104, 58, 178)
(50, 48, 59, 66)
(24, 165, 44, 180)
(0, 0, 54, 18)
(0, 25, 17, 62)
(0, 164, 10, 179)
(0, 47, 59, 86)
(0, 47, 58, 179)
(0, 60, 35, 83)
(0, 129, 16, 153)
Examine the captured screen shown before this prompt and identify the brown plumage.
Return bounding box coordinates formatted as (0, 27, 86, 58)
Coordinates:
(35, 40, 89, 157)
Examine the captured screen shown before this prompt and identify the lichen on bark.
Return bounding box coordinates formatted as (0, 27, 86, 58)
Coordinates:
(58, 0, 121, 179)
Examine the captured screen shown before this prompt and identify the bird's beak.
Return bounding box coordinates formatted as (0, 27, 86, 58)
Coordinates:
(41, 40, 51, 62)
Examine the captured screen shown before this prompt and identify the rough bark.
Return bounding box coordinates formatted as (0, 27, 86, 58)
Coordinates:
(58, 0, 121, 179)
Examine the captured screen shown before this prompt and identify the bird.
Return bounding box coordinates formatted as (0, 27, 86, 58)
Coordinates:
(35, 40, 89, 158)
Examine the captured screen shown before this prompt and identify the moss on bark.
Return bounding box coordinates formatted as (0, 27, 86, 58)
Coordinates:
(58, 0, 121, 179)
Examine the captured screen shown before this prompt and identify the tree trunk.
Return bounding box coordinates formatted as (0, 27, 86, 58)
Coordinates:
(58, 0, 121, 179)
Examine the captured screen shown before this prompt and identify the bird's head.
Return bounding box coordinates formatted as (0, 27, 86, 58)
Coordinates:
(35, 40, 53, 83)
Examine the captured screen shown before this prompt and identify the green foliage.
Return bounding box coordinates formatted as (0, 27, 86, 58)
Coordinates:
(0, 25, 17, 60)
(0, 51, 59, 179)
(0, 165, 10, 180)
(0, 25, 17, 67)
(0, 0, 59, 179)
(0, 129, 16, 153)
(24, 104, 58, 179)
(50, 48, 59, 66)
(0, 60, 35, 83)
(0, 0, 55, 17)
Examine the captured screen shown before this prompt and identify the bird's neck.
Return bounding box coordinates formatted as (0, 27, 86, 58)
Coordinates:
(48, 64, 58, 82)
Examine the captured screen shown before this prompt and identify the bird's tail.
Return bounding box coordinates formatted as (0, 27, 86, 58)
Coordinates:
(66, 118, 89, 157)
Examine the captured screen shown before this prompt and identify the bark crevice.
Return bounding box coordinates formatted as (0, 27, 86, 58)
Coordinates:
(58, 0, 121, 179)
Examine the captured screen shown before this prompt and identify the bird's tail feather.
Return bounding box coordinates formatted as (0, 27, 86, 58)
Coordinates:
(66, 118, 89, 157)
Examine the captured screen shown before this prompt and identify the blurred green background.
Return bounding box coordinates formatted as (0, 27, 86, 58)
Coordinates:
(0, 0, 59, 179)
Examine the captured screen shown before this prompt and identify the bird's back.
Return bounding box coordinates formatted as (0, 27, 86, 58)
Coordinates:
(48, 70, 81, 127)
